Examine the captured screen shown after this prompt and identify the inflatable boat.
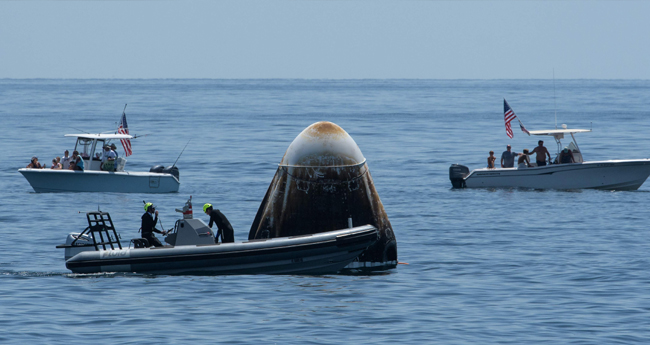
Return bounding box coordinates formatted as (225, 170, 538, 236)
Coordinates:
(57, 211, 378, 275)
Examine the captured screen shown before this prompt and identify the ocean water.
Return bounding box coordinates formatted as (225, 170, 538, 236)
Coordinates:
(1, 79, 650, 344)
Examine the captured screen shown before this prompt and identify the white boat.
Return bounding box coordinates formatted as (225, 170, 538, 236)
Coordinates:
(19, 133, 180, 193)
(450, 126, 650, 191)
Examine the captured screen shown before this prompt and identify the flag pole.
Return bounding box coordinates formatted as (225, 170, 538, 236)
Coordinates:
(553, 69, 557, 129)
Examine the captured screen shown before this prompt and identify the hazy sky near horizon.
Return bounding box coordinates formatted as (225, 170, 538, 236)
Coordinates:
(1, 1, 649, 79)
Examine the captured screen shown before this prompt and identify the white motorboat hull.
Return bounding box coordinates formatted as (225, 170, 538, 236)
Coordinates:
(459, 159, 650, 191)
(19, 168, 179, 193)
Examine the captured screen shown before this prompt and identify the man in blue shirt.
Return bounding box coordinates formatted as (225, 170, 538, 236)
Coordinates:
(72, 151, 85, 171)
(500, 145, 520, 168)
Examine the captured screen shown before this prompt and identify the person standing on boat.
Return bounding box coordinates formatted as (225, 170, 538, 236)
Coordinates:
(487, 151, 496, 169)
(141, 203, 167, 247)
(203, 203, 235, 243)
(61, 150, 72, 169)
(500, 145, 520, 168)
(530, 140, 552, 167)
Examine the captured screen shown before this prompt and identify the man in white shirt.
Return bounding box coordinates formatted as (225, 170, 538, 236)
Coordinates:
(100, 145, 116, 170)
(61, 150, 72, 169)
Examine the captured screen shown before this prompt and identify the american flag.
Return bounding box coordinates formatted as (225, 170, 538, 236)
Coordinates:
(117, 110, 133, 156)
(503, 99, 530, 138)
(504, 99, 516, 138)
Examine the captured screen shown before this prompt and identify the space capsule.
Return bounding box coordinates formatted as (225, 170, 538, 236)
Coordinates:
(248, 121, 397, 269)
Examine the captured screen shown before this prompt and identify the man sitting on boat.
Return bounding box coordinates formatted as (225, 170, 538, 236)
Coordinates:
(26, 156, 45, 169)
(530, 140, 552, 167)
(110, 143, 119, 159)
(559, 147, 576, 164)
(141, 203, 168, 247)
(72, 151, 84, 171)
(518, 149, 531, 169)
(203, 203, 235, 243)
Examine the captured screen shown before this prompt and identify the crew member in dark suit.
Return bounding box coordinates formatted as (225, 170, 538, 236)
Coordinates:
(141, 202, 167, 247)
(203, 203, 234, 243)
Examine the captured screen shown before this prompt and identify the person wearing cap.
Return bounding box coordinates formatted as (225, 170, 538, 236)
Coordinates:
(61, 150, 72, 169)
(100, 145, 116, 171)
(203, 203, 234, 243)
(141, 202, 167, 247)
(558, 146, 575, 164)
(110, 143, 119, 159)
(530, 140, 552, 167)
(500, 145, 520, 168)
(26, 156, 45, 169)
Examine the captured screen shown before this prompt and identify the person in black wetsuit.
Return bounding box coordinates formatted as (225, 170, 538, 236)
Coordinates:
(141, 202, 167, 247)
(203, 203, 234, 243)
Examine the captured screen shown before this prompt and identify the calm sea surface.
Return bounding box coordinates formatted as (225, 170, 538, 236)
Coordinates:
(1, 79, 650, 344)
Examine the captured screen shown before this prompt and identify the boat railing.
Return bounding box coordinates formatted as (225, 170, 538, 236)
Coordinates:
(70, 211, 123, 250)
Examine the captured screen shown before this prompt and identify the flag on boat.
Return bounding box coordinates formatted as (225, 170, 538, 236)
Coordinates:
(117, 109, 133, 157)
(503, 99, 530, 138)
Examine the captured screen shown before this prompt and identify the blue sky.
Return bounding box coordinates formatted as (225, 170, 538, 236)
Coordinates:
(1, 1, 648, 79)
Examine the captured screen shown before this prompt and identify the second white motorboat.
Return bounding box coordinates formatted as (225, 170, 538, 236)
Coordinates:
(450, 126, 650, 191)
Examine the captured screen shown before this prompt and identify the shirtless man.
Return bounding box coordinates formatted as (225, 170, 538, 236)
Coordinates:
(530, 140, 552, 166)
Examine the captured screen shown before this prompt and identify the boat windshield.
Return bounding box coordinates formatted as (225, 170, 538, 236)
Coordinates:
(74, 138, 94, 159)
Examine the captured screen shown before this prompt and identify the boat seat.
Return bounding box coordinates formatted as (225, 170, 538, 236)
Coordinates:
(131, 238, 149, 248)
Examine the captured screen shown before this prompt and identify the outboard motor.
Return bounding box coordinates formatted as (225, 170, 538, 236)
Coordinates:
(61, 233, 95, 260)
(150, 165, 164, 173)
(163, 165, 180, 180)
(449, 164, 470, 188)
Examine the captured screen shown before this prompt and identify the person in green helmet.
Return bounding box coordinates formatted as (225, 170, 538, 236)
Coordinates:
(141, 202, 167, 247)
(203, 203, 234, 243)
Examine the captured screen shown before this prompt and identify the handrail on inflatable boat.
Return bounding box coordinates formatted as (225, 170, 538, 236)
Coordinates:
(58, 211, 123, 251)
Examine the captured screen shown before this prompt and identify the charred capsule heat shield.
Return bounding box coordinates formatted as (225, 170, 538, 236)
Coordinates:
(248, 121, 397, 269)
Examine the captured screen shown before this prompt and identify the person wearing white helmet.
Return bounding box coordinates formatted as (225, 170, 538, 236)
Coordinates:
(203, 203, 234, 243)
(141, 202, 167, 247)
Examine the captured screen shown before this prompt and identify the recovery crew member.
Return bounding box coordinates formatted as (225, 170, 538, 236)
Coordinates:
(203, 203, 234, 243)
(141, 202, 167, 247)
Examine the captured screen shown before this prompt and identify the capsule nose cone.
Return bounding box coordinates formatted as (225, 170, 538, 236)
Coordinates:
(280, 121, 365, 167)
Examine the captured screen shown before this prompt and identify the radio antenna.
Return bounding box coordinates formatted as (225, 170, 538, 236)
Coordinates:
(172, 139, 191, 169)
(553, 69, 557, 129)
